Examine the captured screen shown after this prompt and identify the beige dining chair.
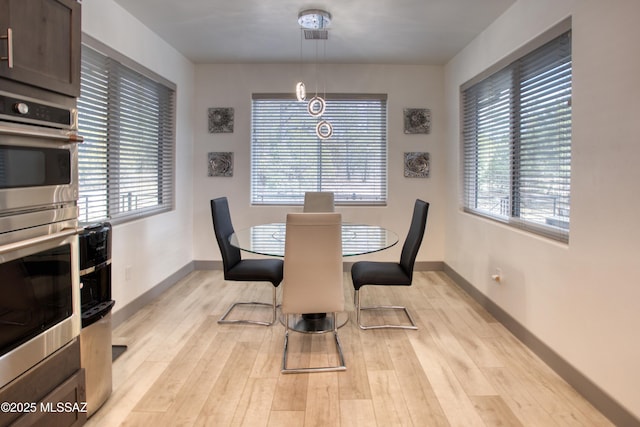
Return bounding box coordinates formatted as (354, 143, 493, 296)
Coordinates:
(303, 191, 335, 212)
(281, 212, 346, 373)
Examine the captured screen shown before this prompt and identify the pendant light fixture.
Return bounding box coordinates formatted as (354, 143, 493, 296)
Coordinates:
(307, 37, 325, 117)
(316, 120, 333, 139)
(295, 27, 306, 101)
(296, 81, 306, 102)
(295, 9, 333, 139)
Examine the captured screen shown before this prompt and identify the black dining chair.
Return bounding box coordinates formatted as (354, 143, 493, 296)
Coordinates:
(350, 199, 429, 330)
(210, 197, 283, 326)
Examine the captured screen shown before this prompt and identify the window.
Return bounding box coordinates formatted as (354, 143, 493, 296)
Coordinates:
(462, 25, 572, 242)
(251, 94, 387, 205)
(77, 41, 175, 224)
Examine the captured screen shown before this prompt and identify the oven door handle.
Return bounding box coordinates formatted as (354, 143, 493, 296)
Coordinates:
(0, 28, 13, 68)
(0, 228, 79, 255)
(0, 123, 83, 143)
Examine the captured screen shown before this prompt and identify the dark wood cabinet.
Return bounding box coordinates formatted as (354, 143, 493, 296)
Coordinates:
(10, 370, 87, 427)
(0, 0, 81, 97)
(0, 339, 86, 427)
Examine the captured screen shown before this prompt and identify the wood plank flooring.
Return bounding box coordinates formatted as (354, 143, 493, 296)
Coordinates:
(85, 271, 613, 426)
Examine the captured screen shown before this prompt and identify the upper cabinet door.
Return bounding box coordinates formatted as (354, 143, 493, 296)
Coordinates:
(0, 0, 81, 97)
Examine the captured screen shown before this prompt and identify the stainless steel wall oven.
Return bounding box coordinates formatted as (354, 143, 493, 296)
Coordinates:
(0, 89, 81, 389)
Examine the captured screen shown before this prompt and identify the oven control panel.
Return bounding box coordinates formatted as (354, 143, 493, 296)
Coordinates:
(0, 92, 73, 128)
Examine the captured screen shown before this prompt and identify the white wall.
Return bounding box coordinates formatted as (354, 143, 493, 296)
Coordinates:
(192, 64, 446, 264)
(444, 0, 640, 419)
(81, 1, 196, 314)
(81, 0, 640, 419)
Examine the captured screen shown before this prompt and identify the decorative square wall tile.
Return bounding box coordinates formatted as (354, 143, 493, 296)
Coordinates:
(404, 152, 430, 178)
(208, 107, 234, 133)
(208, 152, 233, 177)
(403, 108, 431, 134)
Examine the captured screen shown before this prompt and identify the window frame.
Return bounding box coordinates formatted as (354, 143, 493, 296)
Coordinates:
(250, 93, 388, 206)
(461, 19, 572, 242)
(77, 34, 176, 225)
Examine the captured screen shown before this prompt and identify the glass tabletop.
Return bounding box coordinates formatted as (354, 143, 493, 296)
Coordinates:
(230, 222, 398, 257)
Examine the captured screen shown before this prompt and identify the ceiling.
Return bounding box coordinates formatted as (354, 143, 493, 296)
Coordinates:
(112, 0, 515, 65)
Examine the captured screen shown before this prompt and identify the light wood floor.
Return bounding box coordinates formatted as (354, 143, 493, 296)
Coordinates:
(86, 270, 612, 427)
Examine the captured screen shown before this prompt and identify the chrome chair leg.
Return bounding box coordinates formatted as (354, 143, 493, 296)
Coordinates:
(354, 289, 418, 330)
(218, 286, 277, 326)
(282, 312, 347, 374)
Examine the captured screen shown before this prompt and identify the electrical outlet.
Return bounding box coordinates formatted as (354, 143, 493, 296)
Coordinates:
(491, 268, 502, 283)
(125, 266, 132, 281)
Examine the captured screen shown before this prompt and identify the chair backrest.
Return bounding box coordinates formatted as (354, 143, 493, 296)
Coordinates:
(399, 199, 430, 280)
(210, 197, 242, 274)
(281, 213, 344, 315)
(303, 191, 335, 212)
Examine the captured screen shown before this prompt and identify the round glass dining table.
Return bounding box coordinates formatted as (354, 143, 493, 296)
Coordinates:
(229, 223, 399, 332)
(229, 222, 399, 258)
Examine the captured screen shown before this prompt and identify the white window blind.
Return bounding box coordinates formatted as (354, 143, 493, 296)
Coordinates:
(251, 94, 387, 205)
(77, 44, 175, 224)
(462, 28, 572, 242)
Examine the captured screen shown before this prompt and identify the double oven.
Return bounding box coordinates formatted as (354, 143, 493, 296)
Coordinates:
(0, 89, 82, 389)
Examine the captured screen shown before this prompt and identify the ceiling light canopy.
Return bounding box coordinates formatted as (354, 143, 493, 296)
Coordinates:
(298, 9, 332, 30)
